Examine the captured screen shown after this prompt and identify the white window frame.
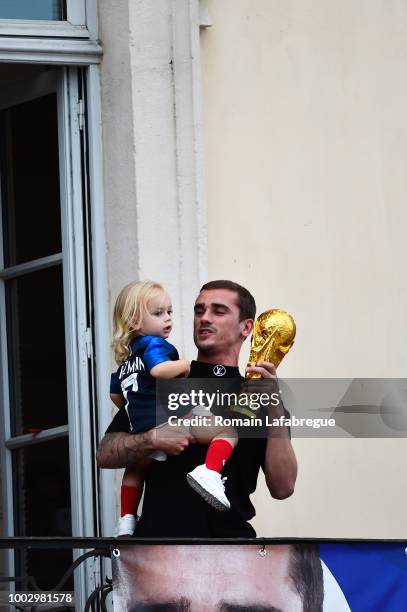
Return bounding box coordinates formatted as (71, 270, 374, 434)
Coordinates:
(0, 0, 92, 39)
(0, 0, 101, 81)
(0, 63, 108, 610)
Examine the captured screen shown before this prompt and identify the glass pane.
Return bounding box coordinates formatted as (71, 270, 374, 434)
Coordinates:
(0, 1, 66, 20)
(6, 266, 68, 436)
(13, 438, 73, 590)
(0, 93, 62, 266)
(13, 438, 71, 536)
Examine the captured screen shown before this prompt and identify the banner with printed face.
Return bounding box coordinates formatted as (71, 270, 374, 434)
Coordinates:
(320, 543, 407, 612)
(111, 542, 407, 612)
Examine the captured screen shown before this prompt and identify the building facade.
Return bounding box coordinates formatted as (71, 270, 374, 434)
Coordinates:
(1, 0, 406, 606)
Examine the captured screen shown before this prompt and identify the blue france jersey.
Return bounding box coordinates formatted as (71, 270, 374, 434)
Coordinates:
(110, 335, 179, 433)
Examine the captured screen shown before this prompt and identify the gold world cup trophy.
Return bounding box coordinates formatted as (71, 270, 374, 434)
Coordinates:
(246, 309, 296, 379)
(228, 309, 296, 418)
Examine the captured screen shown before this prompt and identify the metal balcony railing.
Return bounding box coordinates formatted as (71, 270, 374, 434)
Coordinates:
(1, 537, 405, 611)
(0, 538, 115, 612)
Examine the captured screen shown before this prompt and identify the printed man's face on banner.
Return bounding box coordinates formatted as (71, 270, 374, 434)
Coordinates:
(113, 545, 305, 612)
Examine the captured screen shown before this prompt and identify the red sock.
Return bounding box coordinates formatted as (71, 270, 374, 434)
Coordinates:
(205, 439, 234, 472)
(121, 484, 143, 517)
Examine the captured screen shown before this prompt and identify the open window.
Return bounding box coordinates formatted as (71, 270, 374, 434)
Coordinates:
(0, 64, 98, 597)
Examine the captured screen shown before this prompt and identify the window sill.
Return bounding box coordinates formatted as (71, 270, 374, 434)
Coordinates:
(0, 35, 102, 64)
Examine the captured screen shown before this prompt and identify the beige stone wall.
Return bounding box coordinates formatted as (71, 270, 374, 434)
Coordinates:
(201, 0, 407, 537)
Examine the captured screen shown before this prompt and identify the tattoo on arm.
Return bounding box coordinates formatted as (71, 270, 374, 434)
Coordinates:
(96, 431, 154, 468)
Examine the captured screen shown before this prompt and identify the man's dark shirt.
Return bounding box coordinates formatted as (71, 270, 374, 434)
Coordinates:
(106, 360, 267, 537)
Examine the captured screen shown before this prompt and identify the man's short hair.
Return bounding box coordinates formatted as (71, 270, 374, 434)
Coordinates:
(200, 280, 256, 321)
(289, 544, 324, 612)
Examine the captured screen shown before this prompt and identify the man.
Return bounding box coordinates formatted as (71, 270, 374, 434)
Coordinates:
(112, 543, 324, 612)
(97, 280, 297, 537)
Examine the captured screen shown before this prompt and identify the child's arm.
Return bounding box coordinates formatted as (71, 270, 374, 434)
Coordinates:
(150, 359, 190, 378)
(110, 393, 125, 409)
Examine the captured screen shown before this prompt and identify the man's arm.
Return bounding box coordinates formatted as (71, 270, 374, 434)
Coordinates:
(246, 360, 298, 500)
(96, 423, 194, 469)
(264, 437, 297, 499)
(110, 393, 125, 409)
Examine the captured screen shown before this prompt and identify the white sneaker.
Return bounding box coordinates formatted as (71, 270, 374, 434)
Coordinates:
(115, 514, 137, 537)
(186, 464, 231, 511)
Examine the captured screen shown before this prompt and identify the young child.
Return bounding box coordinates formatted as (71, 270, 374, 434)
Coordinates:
(111, 281, 237, 536)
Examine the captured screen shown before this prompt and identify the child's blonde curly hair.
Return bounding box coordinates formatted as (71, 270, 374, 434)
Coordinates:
(112, 280, 166, 364)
